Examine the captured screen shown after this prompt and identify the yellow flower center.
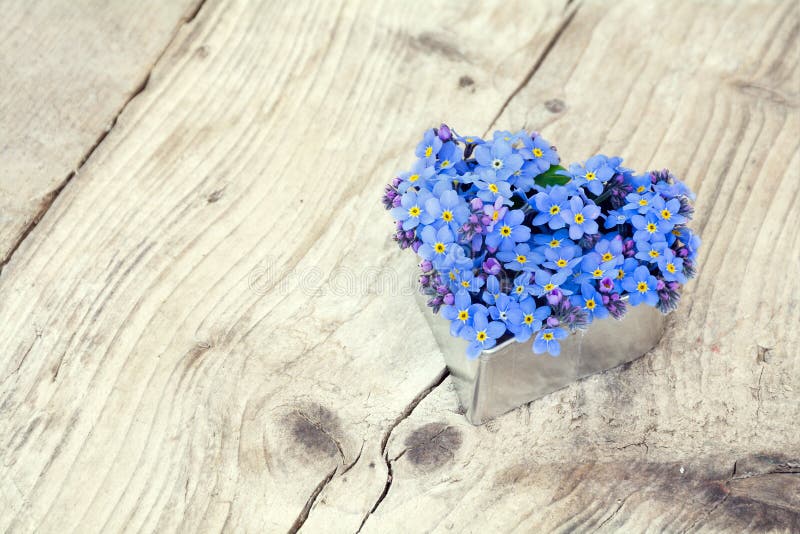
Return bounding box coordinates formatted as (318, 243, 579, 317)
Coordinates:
(500, 225, 512, 237)
(461, 280, 470, 288)
(476, 331, 487, 342)
(556, 259, 568, 268)
(649, 249, 660, 258)
(516, 255, 527, 264)
(549, 239, 560, 248)
(672, 229, 681, 236)
(646, 223, 657, 233)
(586, 299, 596, 310)
(409, 206, 421, 217)
(592, 268, 603, 278)
(637, 281, 649, 293)
(601, 252, 614, 262)
(532, 148, 543, 158)
(492, 211, 500, 221)
(585, 172, 596, 181)
(636, 185, 646, 193)
(574, 213, 585, 224)
(549, 205, 560, 215)
(542, 332, 554, 341)
(434, 242, 446, 254)
(440, 160, 451, 168)
(458, 310, 469, 321)
(617, 269, 625, 279)
(409, 174, 419, 182)
(524, 314, 534, 325)
(666, 263, 676, 273)
(515, 285, 524, 294)
(425, 146, 433, 157)
(492, 159, 503, 169)
(449, 271, 457, 280)
(441, 210, 453, 222)
(544, 283, 555, 292)
(489, 183, 499, 193)
(465, 137, 474, 143)
(661, 209, 671, 220)
(638, 199, 648, 207)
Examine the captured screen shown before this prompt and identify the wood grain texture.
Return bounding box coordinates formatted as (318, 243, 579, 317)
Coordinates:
(370, 1, 800, 532)
(0, 0, 578, 532)
(0, 0, 202, 268)
(0, 0, 798, 532)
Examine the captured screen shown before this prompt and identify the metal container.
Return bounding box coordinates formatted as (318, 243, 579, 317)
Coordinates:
(417, 294, 667, 425)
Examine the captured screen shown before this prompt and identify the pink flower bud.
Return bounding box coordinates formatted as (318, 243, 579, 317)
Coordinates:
(546, 289, 562, 305)
(483, 257, 501, 275)
(599, 277, 614, 293)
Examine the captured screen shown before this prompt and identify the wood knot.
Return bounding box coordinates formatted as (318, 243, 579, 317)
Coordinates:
(403, 422, 462, 469)
(285, 403, 343, 459)
(545, 98, 566, 113)
(207, 187, 224, 203)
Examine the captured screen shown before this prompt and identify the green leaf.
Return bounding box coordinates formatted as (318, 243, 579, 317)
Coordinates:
(534, 164, 571, 187)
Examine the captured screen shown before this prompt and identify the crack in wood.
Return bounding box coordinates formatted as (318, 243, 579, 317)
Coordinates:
(0, 0, 210, 279)
(340, 440, 365, 476)
(184, 0, 208, 23)
(355, 367, 449, 533)
(754, 367, 765, 418)
(682, 456, 800, 532)
(296, 411, 346, 467)
(352, 11, 583, 523)
(287, 466, 338, 534)
(483, 1, 582, 136)
(50, 350, 68, 382)
(594, 490, 639, 532)
(1, 338, 37, 386)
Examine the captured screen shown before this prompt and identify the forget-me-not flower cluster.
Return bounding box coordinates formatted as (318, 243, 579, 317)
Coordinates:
(383, 125, 700, 358)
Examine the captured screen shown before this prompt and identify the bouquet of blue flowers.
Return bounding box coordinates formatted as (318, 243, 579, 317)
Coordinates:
(382, 125, 700, 358)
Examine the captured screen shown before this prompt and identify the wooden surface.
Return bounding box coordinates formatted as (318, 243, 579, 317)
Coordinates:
(0, 1, 798, 532)
(0, 0, 202, 269)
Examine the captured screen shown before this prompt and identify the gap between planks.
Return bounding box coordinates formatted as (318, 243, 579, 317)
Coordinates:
(0, 0, 210, 278)
(301, 3, 584, 529)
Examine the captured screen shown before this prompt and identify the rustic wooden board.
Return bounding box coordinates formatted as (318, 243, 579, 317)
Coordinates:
(367, 1, 800, 532)
(0, 0, 202, 269)
(0, 0, 798, 533)
(0, 0, 579, 532)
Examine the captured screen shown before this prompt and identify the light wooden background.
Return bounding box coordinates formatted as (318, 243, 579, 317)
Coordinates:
(1, 0, 798, 532)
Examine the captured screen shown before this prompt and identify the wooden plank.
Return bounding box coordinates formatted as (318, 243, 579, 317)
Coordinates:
(368, 0, 800, 532)
(0, 0, 202, 268)
(0, 0, 578, 532)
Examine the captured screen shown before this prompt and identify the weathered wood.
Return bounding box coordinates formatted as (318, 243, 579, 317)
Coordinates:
(0, 0, 579, 532)
(0, 0, 202, 268)
(365, 1, 800, 532)
(1, 0, 798, 532)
